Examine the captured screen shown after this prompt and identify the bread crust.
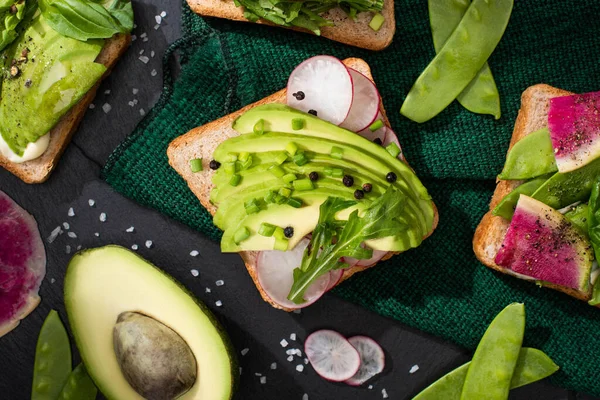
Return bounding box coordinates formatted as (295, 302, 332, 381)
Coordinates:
(0, 34, 131, 184)
(168, 57, 438, 310)
(473, 84, 597, 304)
(186, 0, 395, 51)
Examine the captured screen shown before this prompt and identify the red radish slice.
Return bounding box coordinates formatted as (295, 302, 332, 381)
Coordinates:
(257, 238, 330, 309)
(287, 56, 353, 125)
(0, 191, 46, 338)
(325, 269, 343, 292)
(344, 336, 385, 386)
(357, 112, 386, 142)
(342, 243, 387, 268)
(383, 127, 405, 161)
(340, 69, 381, 132)
(305, 329, 361, 382)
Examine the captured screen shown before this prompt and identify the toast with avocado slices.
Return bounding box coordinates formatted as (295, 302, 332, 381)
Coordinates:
(474, 84, 600, 307)
(0, 1, 133, 184)
(186, 0, 395, 51)
(168, 57, 438, 311)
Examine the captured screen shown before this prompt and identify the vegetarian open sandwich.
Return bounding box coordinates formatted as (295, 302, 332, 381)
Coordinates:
(474, 84, 600, 307)
(186, 0, 394, 51)
(168, 56, 438, 311)
(0, 0, 133, 183)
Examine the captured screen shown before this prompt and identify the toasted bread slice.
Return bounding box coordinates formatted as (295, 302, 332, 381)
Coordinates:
(0, 34, 131, 184)
(168, 57, 438, 310)
(473, 84, 597, 303)
(186, 0, 395, 51)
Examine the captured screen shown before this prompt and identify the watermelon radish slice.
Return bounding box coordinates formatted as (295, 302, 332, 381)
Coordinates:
(305, 329, 361, 382)
(548, 90, 600, 173)
(495, 195, 593, 291)
(257, 238, 330, 309)
(340, 69, 380, 132)
(287, 56, 353, 126)
(357, 112, 387, 142)
(0, 191, 46, 337)
(344, 336, 385, 386)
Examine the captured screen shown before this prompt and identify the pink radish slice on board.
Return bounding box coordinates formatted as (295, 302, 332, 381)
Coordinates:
(344, 336, 386, 386)
(357, 112, 386, 142)
(383, 127, 405, 161)
(343, 243, 387, 268)
(325, 269, 343, 292)
(287, 55, 353, 125)
(0, 191, 46, 338)
(305, 329, 361, 382)
(257, 238, 330, 309)
(340, 69, 380, 132)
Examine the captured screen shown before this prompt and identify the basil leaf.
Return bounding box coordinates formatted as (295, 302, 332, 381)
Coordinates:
(91, 0, 132, 31)
(0, 0, 28, 52)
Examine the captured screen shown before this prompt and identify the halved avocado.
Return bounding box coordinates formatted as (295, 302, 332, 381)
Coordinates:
(64, 245, 237, 400)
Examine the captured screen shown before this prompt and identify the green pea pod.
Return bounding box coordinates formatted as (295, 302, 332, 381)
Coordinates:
(31, 310, 72, 400)
(498, 128, 558, 180)
(586, 177, 600, 306)
(400, 0, 514, 123)
(531, 157, 600, 209)
(412, 347, 559, 400)
(564, 203, 590, 235)
(57, 364, 98, 400)
(492, 175, 551, 220)
(460, 303, 525, 400)
(428, 0, 501, 119)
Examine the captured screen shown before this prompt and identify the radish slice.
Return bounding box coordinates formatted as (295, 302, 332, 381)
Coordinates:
(383, 127, 404, 161)
(344, 336, 386, 386)
(325, 269, 343, 292)
(340, 69, 380, 132)
(342, 243, 387, 268)
(305, 330, 361, 382)
(287, 56, 353, 125)
(357, 112, 386, 142)
(257, 238, 330, 309)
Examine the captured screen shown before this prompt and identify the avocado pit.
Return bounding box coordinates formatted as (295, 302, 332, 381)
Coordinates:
(113, 312, 197, 400)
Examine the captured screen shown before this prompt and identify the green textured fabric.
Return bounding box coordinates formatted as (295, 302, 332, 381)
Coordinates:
(103, 1, 600, 395)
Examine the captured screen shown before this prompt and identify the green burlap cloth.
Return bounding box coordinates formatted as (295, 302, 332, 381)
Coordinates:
(103, 1, 600, 395)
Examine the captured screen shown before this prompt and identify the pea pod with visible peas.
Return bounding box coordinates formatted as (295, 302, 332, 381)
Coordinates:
(460, 303, 525, 400)
(31, 310, 72, 400)
(498, 128, 558, 180)
(492, 175, 551, 220)
(412, 347, 558, 399)
(428, 0, 501, 119)
(57, 363, 98, 400)
(400, 0, 514, 123)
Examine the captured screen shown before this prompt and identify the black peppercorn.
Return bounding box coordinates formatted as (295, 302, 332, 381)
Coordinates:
(354, 190, 364, 200)
(309, 171, 319, 181)
(293, 91, 305, 101)
(362, 183, 372, 193)
(386, 172, 397, 183)
(373, 138, 383, 145)
(308, 109, 317, 116)
(342, 175, 354, 187)
(284, 226, 294, 238)
(209, 160, 221, 170)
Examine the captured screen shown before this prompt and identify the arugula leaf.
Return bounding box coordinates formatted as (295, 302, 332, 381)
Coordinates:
(0, 0, 28, 52)
(39, 0, 132, 41)
(287, 187, 408, 304)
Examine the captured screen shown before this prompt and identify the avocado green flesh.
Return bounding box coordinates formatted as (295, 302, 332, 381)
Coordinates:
(0, 16, 106, 156)
(64, 246, 236, 400)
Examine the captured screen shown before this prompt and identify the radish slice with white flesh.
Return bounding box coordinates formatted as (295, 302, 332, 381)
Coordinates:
(383, 127, 404, 160)
(340, 69, 380, 132)
(257, 238, 330, 309)
(287, 56, 353, 125)
(325, 269, 343, 292)
(357, 112, 386, 142)
(344, 336, 385, 386)
(305, 330, 361, 382)
(342, 243, 387, 268)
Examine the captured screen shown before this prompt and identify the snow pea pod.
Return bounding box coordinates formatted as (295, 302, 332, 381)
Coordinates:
(564, 204, 589, 234)
(492, 175, 551, 220)
(31, 310, 72, 400)
(498, 128, 558, 180)
(531, 157, 600, 209)
(58, 363, 98, 400)
(412, 347, 558, 400)
(460, 303, 525, 400)
(401, 0, 514, 123)
(428, 0, 501, 119)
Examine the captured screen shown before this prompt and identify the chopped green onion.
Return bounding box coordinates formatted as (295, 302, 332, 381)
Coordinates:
(369, 13, 385, 32)
(258, 223, 276, 237)
(286, 142, 299, 156)
(293, 152, 308, 166)
(226, 153, 238, 162)
(330, 146, 344, 160)
(234, 227, 250, 244)
(287, 197, 303, 208)
(238, 152, 250, 162)
(245, 204, 260, 215)
(224, 162, 236, 175)
(332, 168, 344, 178)
(268, 164, 285, 178)
(293, 179, 314, 191)
(253, 119, 265, 135)
(274, 237, 289, 251)
(244, 198, 259, 208)
(292, 118, 305, 131)
(189, 158, 203, 173)
(275, 152, 288, 165)
(264, 190, 276, 203)
(324, 167, 333, 176)
(279, 187, 292, 198)
(240, 156, 253, 170)
(275, 195, 287, 205)
(229, 174, 242, 186)
(282, 173, 297, 183)
(386, 142, 401, 158)
(369, 119, 384, 132)
(274, 226, 285, 240)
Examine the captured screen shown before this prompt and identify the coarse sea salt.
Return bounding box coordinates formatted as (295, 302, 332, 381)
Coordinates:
(382, 388, 388, 398)
(287, 355, 294, 362)
(241, 348, 249, 356)
(280, 339, 288, 347)
(270, 362, 277, 370)
(290, 333, 297, 341)
(409, 364, 419, 374)
(205, 287, 211, 293)
(215, 300, 222, 307)
(88, 199, 95, 207)
(190, 250, 199, 257)
(139, 56, 149, 64)
(145, 240, 153, 248)
(102, 103, 112, 114)
(65, 245, 71, 254)
(133, 88, 139, 95)
(260, 376, 266, 384)
(104, 89, 111, 95)
(62, 222, 70, 230)
(295, 365, 304, 373)
(151, 69, 158, 77)
(94, 232, 100, 237)
(67, 232, 77, 239)
(89, 104, 95, 109)
(126, 226, 135, 233)
(68, 207, 75, 217)
(47, 226, 62, 243)
(190, 269, 199, 277)
(160, 11, 167, 17)
(99, 212, 107, 222)
(131, 244, 139, 250)
(155, 15, 162, 24)
(302, 395, 308, 400)
(140, 109, 146, 116)
(216, 280, 224, 286)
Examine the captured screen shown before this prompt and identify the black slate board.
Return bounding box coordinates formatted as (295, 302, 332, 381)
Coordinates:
(0, 1, 597, 399)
